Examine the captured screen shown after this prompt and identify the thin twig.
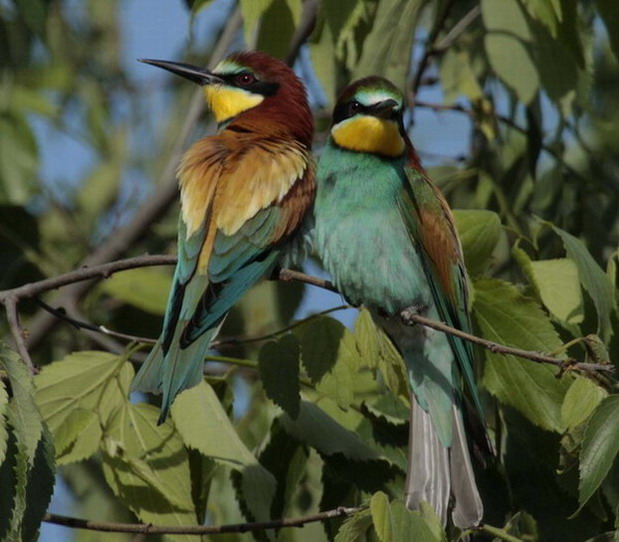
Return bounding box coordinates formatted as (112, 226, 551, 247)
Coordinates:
(286, 0, 319, 66)
(212, 304, 351, 348)
(43, 506, 361, 535)
(278, 268, 337, 292)
(400, 308, 613, 374)
(411, 0, 456, 95)
(433, 5, 481, 53)
(4, 296, 36, 374)
(33, 298, 156, 345)
(0, 255, 176, 303)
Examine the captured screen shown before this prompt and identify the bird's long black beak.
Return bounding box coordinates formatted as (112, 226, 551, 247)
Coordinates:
(367, 98, 400, 120)
(138, 59, 223, 85)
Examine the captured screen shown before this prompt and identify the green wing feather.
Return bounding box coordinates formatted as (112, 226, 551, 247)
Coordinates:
(132, 203, 286, 423)
(398, 165, 483, 419)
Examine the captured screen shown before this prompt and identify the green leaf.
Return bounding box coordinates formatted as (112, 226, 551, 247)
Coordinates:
(579, 396, 619, 507)
(595, 0, 619, 63)
(172, 381, 261, 468)
(561, 377, 608, 431)
(20, 426, 55, 542)
(0, 343, 54, 542)
(351, 0, 423, 90)
(0, 342, 42, 465)
(102, 403, 198, 534)
(520, 0, 562, 36)
(354, 309, 408, 399)
(368, 493, 445, 542)
(101, 267, 172, 315)
(171, 381, 276, 522)
(189, 0, 216, 13)
(239, 0, 275, 44)
(53, 407, 97, 457)
(280, 400, 379, 462)
(309, 19, 337, 107)
(258, 334, 301, 419)
(475, 279, 571, 432)
(54, 408, 102, 466)
(297, 316, 346, 382)
(258, 419, 306, 519)
(453, 210, 502, 276)
(529, 259, 583, 324)
(316, 329, 357, 410)
(514, 246, 584, 325)
(371, 491, 394, 541)
(482, 0, 539, 104)
(393, 500, 445, 542)
(355, 308, 381, 366)
(439, 49, 484, 104)
(551, 225, 616, 341)
(35, 350, 130, 435)
(335, 508, 373, 541)
(297, 316, 358, 409)
(0, 422, 55, 542)
(256, 0, 297, 59)
(0, 114, 39, 205)
(529, 17, 578, 115)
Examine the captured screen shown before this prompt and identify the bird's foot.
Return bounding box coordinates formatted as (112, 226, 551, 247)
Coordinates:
(400, 303, 429, 326)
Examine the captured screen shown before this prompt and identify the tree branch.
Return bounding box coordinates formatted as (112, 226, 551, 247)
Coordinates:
(4, 295, 35, 374)
(399, 308, 611, 374)
(286, 0, 319, 66)
(44, 506, 361, 535)
(0, 255, 176, 303)
(1, 255, 613, 377)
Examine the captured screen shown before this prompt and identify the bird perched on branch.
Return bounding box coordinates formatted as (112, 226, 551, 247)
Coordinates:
(313, 77, 484, 527)
(132, 52, 314, 423)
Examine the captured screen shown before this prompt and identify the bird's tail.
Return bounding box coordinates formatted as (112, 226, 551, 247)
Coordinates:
(405, 398, 483, 528)
(131, 323, 220, 424)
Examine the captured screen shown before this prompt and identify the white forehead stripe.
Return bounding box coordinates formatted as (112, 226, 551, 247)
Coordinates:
(212, 59, 245, 76)
(355, 88, 402, 108)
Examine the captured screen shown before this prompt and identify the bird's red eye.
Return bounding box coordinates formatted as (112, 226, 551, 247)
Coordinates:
(235, 72, 256, 86)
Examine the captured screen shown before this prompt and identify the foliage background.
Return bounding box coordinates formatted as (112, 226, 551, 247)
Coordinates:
(0, 0, 618, 540)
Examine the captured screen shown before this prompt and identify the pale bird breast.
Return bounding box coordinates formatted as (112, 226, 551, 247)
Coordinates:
(176, 138, 309, 274)
(332, 116, 405, 158)
(215, 143, 308, 235)
(204, 86, 264, 124)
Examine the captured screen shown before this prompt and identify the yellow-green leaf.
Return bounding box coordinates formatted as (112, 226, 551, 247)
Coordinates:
(561, 377, 608, 431)
(454, 210, 502, 276)
(475, 279, 571, 432)
(102, 267, 172, 315)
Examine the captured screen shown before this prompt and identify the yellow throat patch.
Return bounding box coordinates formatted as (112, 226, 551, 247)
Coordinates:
(331, 116, 405, 158)
(204, 86, 264, 124)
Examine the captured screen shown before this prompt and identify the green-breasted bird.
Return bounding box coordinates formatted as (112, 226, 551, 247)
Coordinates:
(313, 77, 484, 527)
(131, 52, 315, 423)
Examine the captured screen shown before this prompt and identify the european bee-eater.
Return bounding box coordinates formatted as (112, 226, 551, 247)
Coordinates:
(313, 77, 483, 527)
(132, 52, 315, 423)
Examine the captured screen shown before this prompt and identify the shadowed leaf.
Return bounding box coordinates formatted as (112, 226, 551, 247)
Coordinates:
(579, 396, 619, 507)
(258, 334, 301, 419)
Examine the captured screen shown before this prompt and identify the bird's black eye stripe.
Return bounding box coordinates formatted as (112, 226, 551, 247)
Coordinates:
(333, 100, 367, 124)
(218, 72, 280, 97)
